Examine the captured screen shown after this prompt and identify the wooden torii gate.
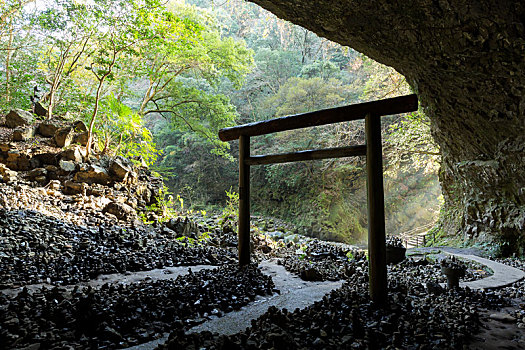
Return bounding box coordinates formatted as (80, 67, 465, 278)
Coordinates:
(218, 94, 418, 303)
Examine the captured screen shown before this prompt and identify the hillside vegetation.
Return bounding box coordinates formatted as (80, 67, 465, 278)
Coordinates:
(0, 0, 441, 244)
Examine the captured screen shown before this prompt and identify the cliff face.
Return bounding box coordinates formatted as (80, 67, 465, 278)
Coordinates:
(250, 0, 525, 254)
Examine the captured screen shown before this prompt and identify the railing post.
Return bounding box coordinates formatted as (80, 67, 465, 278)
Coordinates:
(365, 113, 387, 305)
(238, 135, 251, 266)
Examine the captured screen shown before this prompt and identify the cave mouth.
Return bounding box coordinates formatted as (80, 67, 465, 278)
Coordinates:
(220, 0, 444, 246)
(248, 0, 525, 256)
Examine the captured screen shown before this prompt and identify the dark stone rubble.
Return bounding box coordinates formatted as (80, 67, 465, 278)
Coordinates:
(159, 259, 508, 350)
(0, 209, 237, 288)
(0, 264, 275, 349)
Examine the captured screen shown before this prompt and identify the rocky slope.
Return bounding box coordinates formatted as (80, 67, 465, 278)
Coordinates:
(0, 111, 276, 348)
(0, 110, 162, 217)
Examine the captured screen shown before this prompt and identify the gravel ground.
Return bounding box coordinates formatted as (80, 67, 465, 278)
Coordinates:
(0, 208, 237, 288)
(0, 264, 275, 349)
(158, 257, 511, 350)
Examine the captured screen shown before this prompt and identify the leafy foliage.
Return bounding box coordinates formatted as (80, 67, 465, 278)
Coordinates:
(263, 77, 353, 117)
(218, 187, 239, 232)
(97, 95, 161, 166)
(146, 81, 238, 158)
(385, 111, 440, 175)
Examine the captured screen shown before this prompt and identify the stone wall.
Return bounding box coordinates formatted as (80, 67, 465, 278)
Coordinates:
(250, 0, 525, 254)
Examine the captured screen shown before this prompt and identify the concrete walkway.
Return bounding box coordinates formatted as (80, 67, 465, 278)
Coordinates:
(117, 254, 525, 350)
(451, 253, 525, 289)
(408, 247, 525, 289)
(1, 265, 216, 298)
(188, 259, 343, 335)
(125, 259, 343, 349)
(183, 254, 525, 340)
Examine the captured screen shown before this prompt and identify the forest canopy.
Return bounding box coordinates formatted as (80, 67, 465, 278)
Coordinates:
(0, 0, 441, 244)
(1, 0, 253, 160)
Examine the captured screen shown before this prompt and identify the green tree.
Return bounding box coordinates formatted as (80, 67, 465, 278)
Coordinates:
(354, 54, 411, 100)
(299, 60, 339, 80)
(0, 0, 37, 108)
(85, 0, 164, 157)
(97, 94, 160, 166)
(385, 111, 440, 175)
(135, 2, 253, 154)
(34, 1, 96, 118)
(154, 125, 237, 206)
(263, 76, 352, 117)
(0, 0, 33, 26)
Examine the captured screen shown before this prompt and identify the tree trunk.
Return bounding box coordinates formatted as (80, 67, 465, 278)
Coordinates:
(5, 19, 13, 103)
(47, 48, 70, 120)
(139, 81, 154, 115)
(86, 76, 107, 158)
(47, 90, 55, 119)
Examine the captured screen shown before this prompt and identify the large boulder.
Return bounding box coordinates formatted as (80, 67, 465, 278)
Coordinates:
(63, 180, 87, 195)
(103, 201, 136, 221)
(136, 184, 153, 204)
(27, 168, 47, 184)
(5, 150, 30, 171)
(74, 164, 110, 185)
(5, 109, 33, 129)
(165, 216, 200, 237)
(60, 146, 83, 163)
(33, 152, 59, 166)
(38, 121, 59, 138)
(54, 127, 74, 148)
(59, 159, 77, 172)
(45, 165, 59, 180)
(73, 120, 87, 132)
(12, 126, 36, 141)
(109, 156, 132, 181)
(27, 167, 47, 180)
(73, 132, 89, 146)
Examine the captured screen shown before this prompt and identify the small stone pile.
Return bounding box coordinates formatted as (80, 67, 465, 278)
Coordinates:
(0, 208, 238, 288)
(0, 264, 276, 349)
(159, 259, 508, 350)
(281, 241, 365, 281)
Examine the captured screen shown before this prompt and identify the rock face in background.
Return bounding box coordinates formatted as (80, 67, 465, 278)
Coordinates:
(249, 0, 525, 254)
